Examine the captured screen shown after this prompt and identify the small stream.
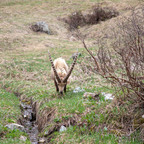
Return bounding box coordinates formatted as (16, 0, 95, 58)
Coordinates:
(20, 102, 39, 144)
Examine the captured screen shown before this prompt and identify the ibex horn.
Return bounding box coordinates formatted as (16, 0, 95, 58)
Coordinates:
(48, 50, 61, 83)
(63, 53, 78, 83)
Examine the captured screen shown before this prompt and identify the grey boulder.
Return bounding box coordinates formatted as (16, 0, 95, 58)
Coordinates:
(31, 21, 50, 34)
(5, 123, 26, 132)
(59, 125, 67, 132)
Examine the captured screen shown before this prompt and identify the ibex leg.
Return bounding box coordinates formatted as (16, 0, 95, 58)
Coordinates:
(54, 79, 59, 92)
(64, 84, 67, 93)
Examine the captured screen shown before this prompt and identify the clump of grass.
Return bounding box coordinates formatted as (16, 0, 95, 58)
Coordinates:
(50, 125, 143, 144)
(0, 89, 20, 125)
(0, 89, 30, 143)
(0, 125, 30, 144)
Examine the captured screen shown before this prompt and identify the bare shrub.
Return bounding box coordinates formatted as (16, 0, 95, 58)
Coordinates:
(63, 11, 85, 30)
(97, 8, 144, 101)
(63, 6, 119, 30)
(79, 6, 144, 138)
(85, 6, 119, 25)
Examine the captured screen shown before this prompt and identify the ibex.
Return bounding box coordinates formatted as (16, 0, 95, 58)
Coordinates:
(48, 51, 78, 95)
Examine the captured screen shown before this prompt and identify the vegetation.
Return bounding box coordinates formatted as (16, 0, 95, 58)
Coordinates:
(0, 0, 143, 143)
(78, 5, 144, 139)
(0, 89, 30, 143)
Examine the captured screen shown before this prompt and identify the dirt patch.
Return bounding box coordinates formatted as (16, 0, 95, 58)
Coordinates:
(63, 5, 119, 30)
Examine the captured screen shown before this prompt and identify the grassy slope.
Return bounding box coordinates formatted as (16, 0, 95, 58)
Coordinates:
(0, 89, 30, 143)
(0, 0, 143, 143)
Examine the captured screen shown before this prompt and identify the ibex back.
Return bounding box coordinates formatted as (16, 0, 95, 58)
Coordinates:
(48, 51, 78, 95)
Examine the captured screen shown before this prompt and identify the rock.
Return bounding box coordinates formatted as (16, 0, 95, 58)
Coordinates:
(142, 115, 144, 119)
(5, 123, 26, 132)
(73, 87, 84, 93)
(83, 92, 99, 99)
(104, 126, 108, 131)
(39, 138, 46, 143)
(25, 121, 31, 127)
(23, 110, 32, 120)
(70, 36, 77, 41)
(83, 92, 99, 101)
(101, 92, 114, 100)
(72, 53, 81, 60)
(19, 135, 27, 141)
(44, 131, 48, 136)
(31, 21, 50, 34)
(20, 102, 33, 120)
(20, 103, 31, 110)
(59, 125, 67, 132)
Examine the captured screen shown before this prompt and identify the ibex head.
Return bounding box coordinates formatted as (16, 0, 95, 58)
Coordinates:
(48, 50, 78, 95)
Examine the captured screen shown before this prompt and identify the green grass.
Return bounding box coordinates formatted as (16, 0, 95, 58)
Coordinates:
(0, 89, 20, 125)
(0, 125, 30, 144)
(0, 0, 55, 7)
(0, 0, 143, 143)
(50, 126, 143, 144)
(0, 89, 30, 143)
(40, 91, 85, 114)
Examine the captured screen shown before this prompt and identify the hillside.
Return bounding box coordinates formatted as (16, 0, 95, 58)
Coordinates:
(0, 0, 144, 143)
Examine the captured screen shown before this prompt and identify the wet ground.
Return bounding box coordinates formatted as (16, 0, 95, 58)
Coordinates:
(20, 102, 39, 144)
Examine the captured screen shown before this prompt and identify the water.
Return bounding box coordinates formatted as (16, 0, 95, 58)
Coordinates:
(20, 102, 39, 144)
